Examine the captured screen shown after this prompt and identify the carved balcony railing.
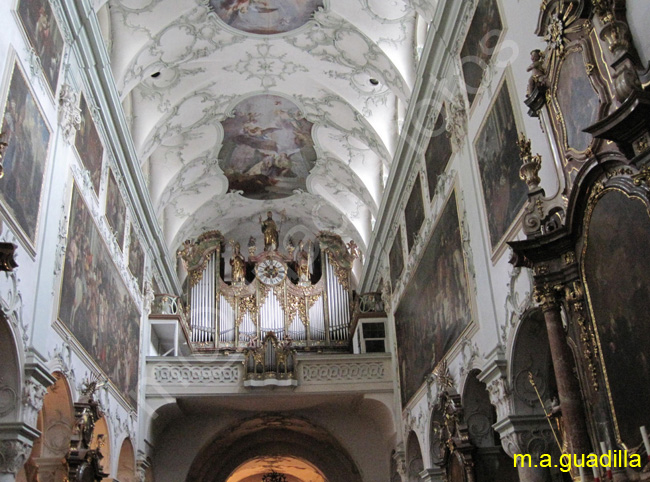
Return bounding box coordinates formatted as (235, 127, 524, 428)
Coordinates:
(145, 352, 393, 399)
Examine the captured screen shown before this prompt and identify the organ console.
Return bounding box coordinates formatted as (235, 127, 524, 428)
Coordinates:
(177, 221, 358, 352)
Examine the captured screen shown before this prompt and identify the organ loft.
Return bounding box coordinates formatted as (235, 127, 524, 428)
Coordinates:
(176, 212, 359, 352)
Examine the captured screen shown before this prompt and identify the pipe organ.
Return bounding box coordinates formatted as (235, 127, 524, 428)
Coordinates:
(177, 230, 357, 351)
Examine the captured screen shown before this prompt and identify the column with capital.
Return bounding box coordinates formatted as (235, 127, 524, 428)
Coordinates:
(534, 282, 593, 481)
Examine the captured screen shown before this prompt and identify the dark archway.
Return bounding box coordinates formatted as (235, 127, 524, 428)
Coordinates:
(462, 369, 518, 482)
(509, 308, 571, 482)
(0, 312, 21, 425)
(186, 416, 362, 482)
(405, 431, 423, 482)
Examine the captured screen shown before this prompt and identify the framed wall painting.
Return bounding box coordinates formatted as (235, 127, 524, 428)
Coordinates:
(128, 225, 145, 292)
(474, 77, 527, 254)
(74, 93, 103, 194)
(395, 190, 473, 406)
(424, 105, 452, 201)
(582, 188, 650, 450)
(105, 168, 126, 250)
(16, 0, 65, 94)
(553, 47, 601, 154)
(404, 173, 425, 252)
(58, 184, 141, 408)
(389, 226, 404, 289)
(460, 0, 504, 108)
(0, 55, 51, 253)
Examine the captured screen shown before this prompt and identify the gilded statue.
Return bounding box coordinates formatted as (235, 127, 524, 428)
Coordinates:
(259, 211, 279, 251)
(230, 241, 246, 284)
(297, 240, 311, 285)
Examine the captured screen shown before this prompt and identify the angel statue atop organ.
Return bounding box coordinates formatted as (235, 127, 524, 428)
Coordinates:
(230, 241, 246, 285)
(297, 240, 311, 285)
(259, 211, 279, 251)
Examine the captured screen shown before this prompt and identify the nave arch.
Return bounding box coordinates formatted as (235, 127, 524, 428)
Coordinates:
(185, 415, 363, 482)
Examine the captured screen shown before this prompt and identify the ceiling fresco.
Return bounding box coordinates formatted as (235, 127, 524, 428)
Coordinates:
(219, 94, 316, 200)
(208, 0, 324, 35)
(98, 0, 426, 267)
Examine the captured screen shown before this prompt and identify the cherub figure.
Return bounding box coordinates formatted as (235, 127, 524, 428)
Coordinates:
(526, 49, 546, 95)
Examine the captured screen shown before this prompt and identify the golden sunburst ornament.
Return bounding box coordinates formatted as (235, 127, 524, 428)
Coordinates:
(545, 13, 566, 54)
(432, 360, 454, 391)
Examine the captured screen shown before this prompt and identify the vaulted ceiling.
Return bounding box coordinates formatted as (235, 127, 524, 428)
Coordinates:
(97, 0, 432, 266)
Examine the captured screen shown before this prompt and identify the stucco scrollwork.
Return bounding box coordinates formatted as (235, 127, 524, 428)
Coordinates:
(21, 379, 47, 427)
(58, 84, 82, 145)
(445, 93, 468, 151)
(0, 380, 18, 418)
(0, 439, 31, 474)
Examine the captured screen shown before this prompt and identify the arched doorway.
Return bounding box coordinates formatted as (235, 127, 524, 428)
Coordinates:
(405, 431, 423, 482)
(16, 372, 74, 482)
(226, 455, 326, 482)
(462, 370, 518, 482)
(0, 312, 20, 424)
(91, 416, 111, 478)
(509, 309, 570, 482)
(185, 416, 362, 482)
(117, 438, 136, 482)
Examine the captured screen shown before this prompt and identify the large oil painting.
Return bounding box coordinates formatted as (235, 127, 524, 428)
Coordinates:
(129, 226, 145, 292)
(424, 105, 452, 201)
(460, 0, 503, 107)
(75, 94, 103, 194)
(475, 81, 527, 250)
(404, 174, 425, 252)
(389, 227, 404, 289)
(556, 50, 600, 152)
(395, 192, 472, 406)
(58, 186, 140, 407)
(105, 169, 126, 249)
(0, 59, 50, 246)
(219, 94, 316, 200)
(209, 0, 323, 35)
(583, 189, 650, 450)
(17, 0, 64, 93)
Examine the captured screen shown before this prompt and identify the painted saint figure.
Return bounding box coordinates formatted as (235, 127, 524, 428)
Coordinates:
(259, 211, 278, 251)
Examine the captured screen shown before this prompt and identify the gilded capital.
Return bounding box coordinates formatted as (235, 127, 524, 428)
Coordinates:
(533, 283, 564, 311)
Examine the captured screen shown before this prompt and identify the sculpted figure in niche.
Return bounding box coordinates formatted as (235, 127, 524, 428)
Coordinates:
(259, 211, 278, 251)
(230, 242, 246, 284)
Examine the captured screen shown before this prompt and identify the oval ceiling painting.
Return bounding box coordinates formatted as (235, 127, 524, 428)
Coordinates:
(219, 95, 317, 200)
(209, 0, 324, 35)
